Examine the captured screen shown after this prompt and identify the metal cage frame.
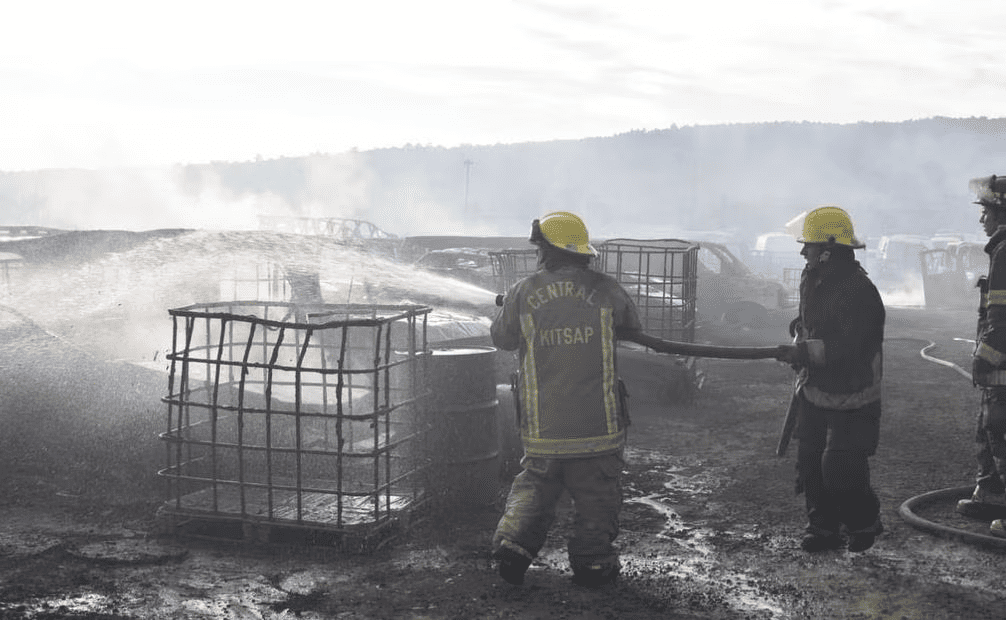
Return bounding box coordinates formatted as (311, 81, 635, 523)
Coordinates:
(489, 241, 700, 343)
(595, 239, 699, 344)
(489, 248, 538, 294)
(157, 301, 432, 547)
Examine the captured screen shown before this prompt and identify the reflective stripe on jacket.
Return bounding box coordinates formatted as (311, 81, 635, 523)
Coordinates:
(491, 264, 641, 458)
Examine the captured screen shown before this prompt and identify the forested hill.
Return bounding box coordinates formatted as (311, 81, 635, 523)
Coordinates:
(2, 117, 1005, 248)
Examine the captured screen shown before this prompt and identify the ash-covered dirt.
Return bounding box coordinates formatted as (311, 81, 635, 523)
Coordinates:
(0, 230, 1004, 619)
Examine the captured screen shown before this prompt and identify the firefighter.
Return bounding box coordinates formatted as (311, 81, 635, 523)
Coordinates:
(489, 211, 641, 588)
(957, 175, 1006, 534)
(777, 205, 885, 553)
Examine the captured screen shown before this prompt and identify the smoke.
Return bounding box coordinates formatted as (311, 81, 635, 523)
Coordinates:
(292, 154, 499, 236)
(33, 166, 278, 231)
(877, 272, 926, 308)
(298, 153, 374, 219)
(7, 119, 1006, 243)
(7, 155, 381, 232)
(17, 151, 511, 237)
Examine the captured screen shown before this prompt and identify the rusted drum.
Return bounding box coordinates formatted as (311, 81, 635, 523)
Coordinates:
(425, 347, 500, 506)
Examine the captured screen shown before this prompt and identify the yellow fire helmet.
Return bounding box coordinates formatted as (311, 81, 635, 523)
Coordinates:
(797, 205, 866, 249)
(530, 211, 597, 256)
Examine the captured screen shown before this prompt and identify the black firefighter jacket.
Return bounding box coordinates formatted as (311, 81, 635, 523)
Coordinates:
(974, 225, 1006, 385)
(793, 256, 885, 410)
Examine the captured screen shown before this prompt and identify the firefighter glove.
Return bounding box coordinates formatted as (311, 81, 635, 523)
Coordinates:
(776, 344, 803, 369)
(777, 340, 824, 369)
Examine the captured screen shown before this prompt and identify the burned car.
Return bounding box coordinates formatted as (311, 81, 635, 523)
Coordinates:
(414, 247, 497, 290)
(696, 241, 794, 325)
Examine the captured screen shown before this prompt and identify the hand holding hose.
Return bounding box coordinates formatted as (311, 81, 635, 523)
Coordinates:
(775, 344, 801, 366)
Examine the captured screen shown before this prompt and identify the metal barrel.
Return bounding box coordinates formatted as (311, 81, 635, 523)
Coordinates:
(425, 347, 500, 506)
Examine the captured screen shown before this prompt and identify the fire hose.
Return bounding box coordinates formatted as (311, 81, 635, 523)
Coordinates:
(886, 337, 1006, 549)
(493, 294, 787, 360)
(622, 331, 787, 360)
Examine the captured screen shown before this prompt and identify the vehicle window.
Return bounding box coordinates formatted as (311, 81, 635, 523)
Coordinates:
(698, 248, 722, 274)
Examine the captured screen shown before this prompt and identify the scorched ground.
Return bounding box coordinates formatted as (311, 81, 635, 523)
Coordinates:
(0, 232, 1003, 619)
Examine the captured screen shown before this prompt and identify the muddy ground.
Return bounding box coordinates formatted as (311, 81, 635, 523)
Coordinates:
(1, 235, 1005, 618)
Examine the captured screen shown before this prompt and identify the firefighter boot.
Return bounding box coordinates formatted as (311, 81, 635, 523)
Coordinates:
(991, 519, 1006, 538)
(846, 518, 883, 553)
(956, 485, 1006, 519)
(846, 533, 876, 552)
(800, 532, 844, 552)
(571, 560, 621, 589)
(493, 546, 532, 586)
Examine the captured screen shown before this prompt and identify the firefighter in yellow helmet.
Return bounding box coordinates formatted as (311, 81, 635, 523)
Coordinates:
(957, 175, 1006, 536)
(490, 211, 641, 588)
(777, 205, 886, 552)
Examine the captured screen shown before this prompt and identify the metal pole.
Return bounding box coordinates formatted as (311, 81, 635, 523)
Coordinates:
(463, 158, 473, 214)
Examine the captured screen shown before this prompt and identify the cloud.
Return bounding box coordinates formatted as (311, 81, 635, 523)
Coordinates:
(3, 1, 1006, 171)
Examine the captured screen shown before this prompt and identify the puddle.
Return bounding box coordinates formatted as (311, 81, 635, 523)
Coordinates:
(158, 574, 290, 619)
(70, 539, 188, 564)
(625, 447, 728, 497)
(624, 551, 790, 618)
(624, 493, 714, 554)
(617, 449, 791, 618)
(0, 593, 114, 617)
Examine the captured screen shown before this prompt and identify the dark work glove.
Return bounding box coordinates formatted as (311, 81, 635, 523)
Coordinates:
(776, 344, 805, 369)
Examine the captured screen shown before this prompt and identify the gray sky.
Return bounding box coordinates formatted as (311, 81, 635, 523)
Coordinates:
(2, 0, 1004, 171)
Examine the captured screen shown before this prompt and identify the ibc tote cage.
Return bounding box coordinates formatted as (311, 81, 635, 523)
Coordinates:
(490, 239, 699, 344)
(158, 301, 432, 549)
(595, 239, 699, 344)
(490, 248, 539, 294)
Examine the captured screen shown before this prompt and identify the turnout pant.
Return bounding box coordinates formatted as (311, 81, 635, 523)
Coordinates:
(795, 395, 882, 537)
(492, 452, 623, 571)
(974, 387, 1006, 493)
